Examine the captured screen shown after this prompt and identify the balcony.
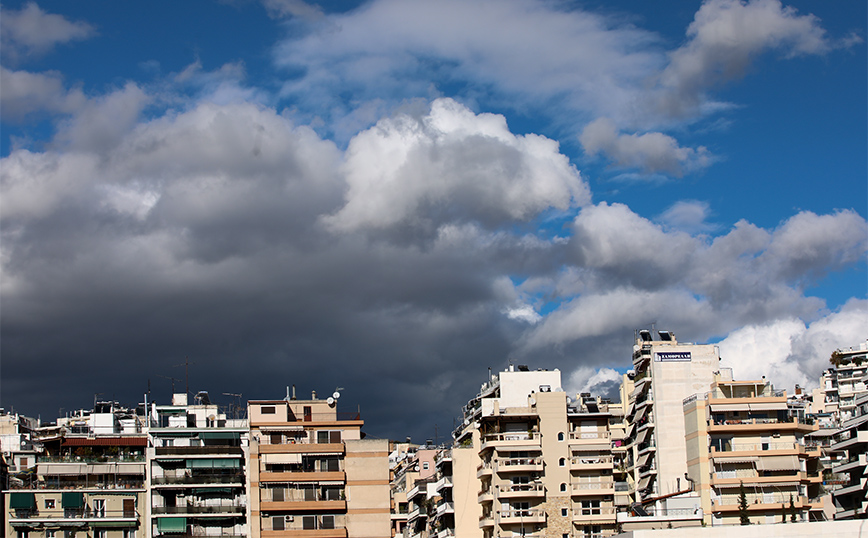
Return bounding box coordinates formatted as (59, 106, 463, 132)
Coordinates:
(498, 508, 546, 525)
(477, 488, 494, 504)
(480, 433, 541, 451)
(571, 455, 613, 470)
(495, 457, 544, 474)
(8, 508, 139, 526)
(709, 417, 816, 434)
(569, 431, 610, 444)
(260, 442, 344, 455)
(151, 505, 246, 515)
(495, 483, 545, 498)
(435, 501, 454, 517)
(259, 471, 345, 483)
(572, 481, 615, 495)
(476, 462, 493, 478)
(155, 446, 243, 456)
(572, 506, 616, 523)
(433, 476, 453, 493)
(261, 500, 346, 512)
(151, 474, 244, 486)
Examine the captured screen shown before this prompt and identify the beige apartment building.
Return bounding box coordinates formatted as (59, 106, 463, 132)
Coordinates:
(452, 365, 625, 538)
(248, 391, 390, 538)
(683, 375, 823, 525)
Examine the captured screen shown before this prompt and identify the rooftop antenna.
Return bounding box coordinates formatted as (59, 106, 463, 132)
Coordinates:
(173, 356, 196, 396)
(157, 374, 182, 394)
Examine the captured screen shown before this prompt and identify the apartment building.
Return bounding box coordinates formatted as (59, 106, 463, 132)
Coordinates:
(5, 402, 148, 538)
(683, 375, 822, 526)
(147, 392, 249, 538)
(452, 365, 625, 538)
(829, 391, 868, 519)
(619, 330, 717, 528)
(248, 391, 389, 538)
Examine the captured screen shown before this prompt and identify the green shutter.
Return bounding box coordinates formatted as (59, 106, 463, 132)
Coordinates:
(212, 459, 240, 468)
(157, 517, 187, 533)
(187, 459, 214, 468)
(61, 492, 84, 508)
(9, 492, 36, 509)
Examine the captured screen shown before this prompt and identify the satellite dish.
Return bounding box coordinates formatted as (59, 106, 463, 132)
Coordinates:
(332, 392, 341, 400)
(327, 397, 335, 406)
(529, 397, 536, 405)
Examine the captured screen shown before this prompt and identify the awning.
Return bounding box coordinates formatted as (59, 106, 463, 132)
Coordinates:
(635, 453, 651, 469)
(62, 492, 84, 508)
(39, 464, 86, 475)
(634, 428, 650, 447)
(713, 456, 757, 464)
(187, 459, 239, 468)
(199, 432, 241, 440)
(89, 464, 115, 474)
(633, 405, 648, 424)
(710, 403, 750, 412)
(756, 456, 799, 471)
(638, 475, 653, 491)
(258, 426, 304, 432)
(62, 437, 147, 447)
(10, 492, 36, 509)
(749, 402, 787, 411)
(263, 453, 302, 464)
(116, 464, 146, 475)
(157, 517, 187, 533)
(90, 521, 137, 527)
(192, 487, 233, 494)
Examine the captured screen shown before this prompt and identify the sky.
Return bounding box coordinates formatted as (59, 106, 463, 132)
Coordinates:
(1, 0, 866, 442)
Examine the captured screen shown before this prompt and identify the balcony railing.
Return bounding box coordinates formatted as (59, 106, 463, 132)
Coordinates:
(569, 431, 610, 441)
(151, 474, 244, 485)
(155, 446, 243, 456)
(151, 505, 246, 514)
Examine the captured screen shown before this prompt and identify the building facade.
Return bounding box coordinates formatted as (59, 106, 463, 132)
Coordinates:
(248, 392, 390, 538)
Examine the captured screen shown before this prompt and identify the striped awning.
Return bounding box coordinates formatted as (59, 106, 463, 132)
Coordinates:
(749, 402, 787, 411)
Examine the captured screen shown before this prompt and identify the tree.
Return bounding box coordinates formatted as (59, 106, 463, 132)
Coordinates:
(738, 482, 750, 525)
(789, 494, 797, 523)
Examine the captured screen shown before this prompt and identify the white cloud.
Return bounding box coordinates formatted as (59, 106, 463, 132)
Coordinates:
(1, 2, 95, 61)
(657, 200, 717, 234)
(504, 304, 542, 325)
(0, 66, 86, 121)
(717, 299, 868, 390)
(55, 82, 150, 153)
(580, 118, 712, 177)
(657, 0, 844, 118)
(565, 366, 623, 398)
(324, 98, 589, 233)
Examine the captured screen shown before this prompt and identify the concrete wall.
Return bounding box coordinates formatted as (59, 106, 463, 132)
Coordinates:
(346, 438, 391, 538)
(614, 519, 864, 538)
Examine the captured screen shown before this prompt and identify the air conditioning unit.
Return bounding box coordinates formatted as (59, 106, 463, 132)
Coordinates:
(284, 516, 294, 522)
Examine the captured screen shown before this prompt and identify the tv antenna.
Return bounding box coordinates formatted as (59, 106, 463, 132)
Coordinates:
(223, 393, 244, 419)
(173, 356, 196, 395)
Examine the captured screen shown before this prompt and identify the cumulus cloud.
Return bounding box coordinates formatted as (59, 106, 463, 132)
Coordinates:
(657, 200, 718, 234)
(0, 66, 87, 121)
(565, 366, 623, 400)
(1, 2, 95, 62)
(717, 299, 868, 390)
(580, 118, 712, 177)
(323, 98, 590, 234)
(657, 0, 851, 118)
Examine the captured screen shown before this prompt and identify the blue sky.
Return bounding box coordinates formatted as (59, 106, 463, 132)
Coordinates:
(1, 0, 865, 440)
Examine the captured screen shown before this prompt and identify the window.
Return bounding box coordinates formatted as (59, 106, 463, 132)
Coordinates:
(560, 483, 567, 492)
(45, 499, 56, 509)
(261, 406, 276, 414)
(270, 433, 282, 445)
(558, 432, 565, 441)
(561, 508, 568, 517)
(559, 457, 566, 467)
(17, 531, 28, 538)
(20, 457, 29, 468)
(302, 516, 317, 530)
(272, 515, 285, 531)
(123, 530, 136, 538)
(46, 531, 56, 538)
(93, 499, 106, 518)
(321, 515, 335, 529)
(94, 531, 106, 538)
(164, 439, 174, 447)
(422, 462, 429, 470)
